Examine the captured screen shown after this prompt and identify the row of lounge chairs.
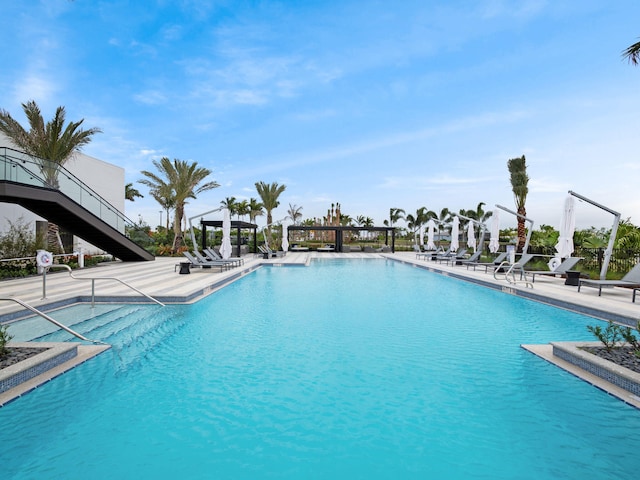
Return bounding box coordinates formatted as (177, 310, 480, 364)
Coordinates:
(417, 247, 585, 283)
(258, 245, 286, 258)
(420, 246, 640, 302)
(180, 248, 245, 271)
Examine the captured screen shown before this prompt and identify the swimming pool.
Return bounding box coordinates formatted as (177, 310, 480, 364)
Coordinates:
(1, 258, 640, 479)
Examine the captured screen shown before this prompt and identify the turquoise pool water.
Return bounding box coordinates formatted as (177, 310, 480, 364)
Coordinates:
(2, 258, 640, 479)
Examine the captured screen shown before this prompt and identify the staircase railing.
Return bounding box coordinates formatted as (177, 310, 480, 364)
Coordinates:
(46, 265, 165, 307)
(0, 146, 135, 233)
(0, 297, 108, 345)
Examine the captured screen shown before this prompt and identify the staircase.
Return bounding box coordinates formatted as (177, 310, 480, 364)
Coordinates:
(0, 147, 153, 261)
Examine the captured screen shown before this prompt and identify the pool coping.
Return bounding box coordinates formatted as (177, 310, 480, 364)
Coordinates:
(3, 254, 640, 408)
(0, 342, 110, 407)
(388, 256, 640, 327)
(522, 342, 640, 409)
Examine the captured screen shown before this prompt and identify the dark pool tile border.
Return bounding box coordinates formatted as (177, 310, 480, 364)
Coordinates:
(390, 257, 639, 326)
(0, 264, 264, 323)
(552, 341, 640, 398)
(0, 342, 77, 395)
(0, 344, 111, 407)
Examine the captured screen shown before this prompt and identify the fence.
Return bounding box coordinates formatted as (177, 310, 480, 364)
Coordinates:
(525, 246, 640, 273)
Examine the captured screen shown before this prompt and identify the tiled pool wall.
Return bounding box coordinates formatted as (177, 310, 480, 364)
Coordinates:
(552, 342, 640, 397)
(391, 257, 639, 327)
(0, 343, 78, 394)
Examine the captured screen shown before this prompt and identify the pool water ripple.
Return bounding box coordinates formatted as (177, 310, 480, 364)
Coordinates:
(1, 259, 640, 479)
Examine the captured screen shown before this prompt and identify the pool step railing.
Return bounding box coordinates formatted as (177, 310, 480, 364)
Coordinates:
(47, 264, 165, 307)
(0, 297, 108, 345)
(31, 305, 147, 342)
(493, 261, 533, 289)
(35, 304, 183, 364)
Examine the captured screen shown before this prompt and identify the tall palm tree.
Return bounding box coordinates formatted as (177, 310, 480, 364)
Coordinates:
(147, 182, 175, 231)
(286, 203, 303, 225)
(255, 181, 286, 227)
(388, 207, 405, 227)
(0, 100, 101, 252)
(140, 157, 219, 252)
(236, 200, 250, 221)
(507, 155, 529, 252)
(125, 183, 143, 201)
(220, 197, 238, 217)
(248, 198, 264, 223)
(623, 38, 640, 65)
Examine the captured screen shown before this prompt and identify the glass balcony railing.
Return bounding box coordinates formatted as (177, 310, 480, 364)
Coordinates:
(0, 146, 133, 233)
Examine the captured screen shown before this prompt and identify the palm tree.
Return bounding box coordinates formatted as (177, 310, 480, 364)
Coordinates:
(236, 200, 250, 221)
(507, 155, 529, 252)
(148, 183, 175, 231)
(248, 198, 264, 223)
(220, 197, 238, 217)
(125, 183, 143, 201)
(255, 181, 286, 227)
(140, 157, 219, 252)
(286, 203, 303, 225)
(0, 100, 101, 252)
(623, 38, 640, 65)
(387, 207, 405, 227)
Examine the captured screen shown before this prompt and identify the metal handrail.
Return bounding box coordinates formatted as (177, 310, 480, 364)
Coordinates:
(1, 146, 135, 233)
(48, 265, 165, 307)
(0, 297, 108, 345)
(494, 261, 533, 288)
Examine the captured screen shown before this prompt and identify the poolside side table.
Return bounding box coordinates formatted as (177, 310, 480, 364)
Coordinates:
(178, 262, 191, 274)
(564, 270, 580, 286)
(633, 288, 640, 303)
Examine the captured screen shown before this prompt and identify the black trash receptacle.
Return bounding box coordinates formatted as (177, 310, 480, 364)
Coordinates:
(564, 270, 580, 286)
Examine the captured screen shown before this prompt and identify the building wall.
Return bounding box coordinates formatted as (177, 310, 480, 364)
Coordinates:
(0, 132, 125, 255)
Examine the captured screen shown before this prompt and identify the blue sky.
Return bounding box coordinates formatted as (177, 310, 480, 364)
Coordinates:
(1, 0, 639, 231)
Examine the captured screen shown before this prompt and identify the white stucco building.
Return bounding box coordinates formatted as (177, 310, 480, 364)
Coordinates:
(0, 132, 125, 255)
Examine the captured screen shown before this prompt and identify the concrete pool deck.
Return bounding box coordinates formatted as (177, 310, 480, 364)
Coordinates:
(1, 251, 640, 407)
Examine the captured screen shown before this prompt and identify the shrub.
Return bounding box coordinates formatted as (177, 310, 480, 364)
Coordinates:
(587, 321, 624, 352)
(0, 216, 44, 258)
(0, 324, 13, 358)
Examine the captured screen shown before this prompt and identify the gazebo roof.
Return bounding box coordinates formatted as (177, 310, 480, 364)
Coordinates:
(200, 220, 257, 229)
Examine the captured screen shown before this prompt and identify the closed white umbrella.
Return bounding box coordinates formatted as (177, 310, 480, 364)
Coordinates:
(489, 211, 500, 253)
(281, 221, 289, 252)
(419, 225, 424, 247)
(220, 208, 232, 259)
(450, 216, 460, 251)
(555, 195, 576, 260)
(426, 219, 436, 250)
(467, 221, 476, 252)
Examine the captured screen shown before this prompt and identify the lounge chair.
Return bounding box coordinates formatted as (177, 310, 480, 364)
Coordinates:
(193, 250, 239, 269)
(523, 257, 582, 283)
(416, 246, 443, 260)
(465, 251, 508, 272)
(182, 252, 230, 271)
(204, 247, 244, 266)
(492, 253, 535, 277)
(259, 245, 285, 258)
(436, 248, 467, 264)
(454, 250, 483, 267)
(578, 262, 640, 297)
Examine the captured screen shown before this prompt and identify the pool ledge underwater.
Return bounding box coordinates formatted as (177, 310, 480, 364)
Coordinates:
(0, 342, 110, 406)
